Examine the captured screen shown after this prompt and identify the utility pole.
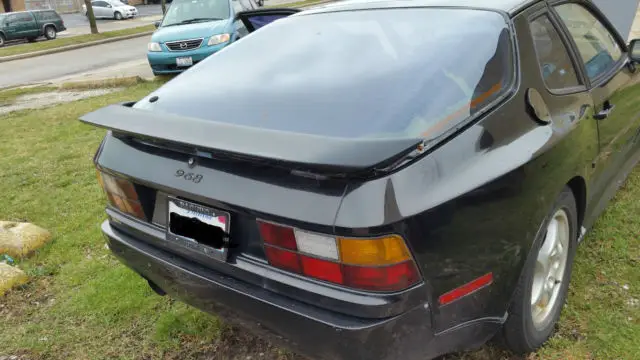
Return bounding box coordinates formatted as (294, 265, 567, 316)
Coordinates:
(83, 0, 99, 34)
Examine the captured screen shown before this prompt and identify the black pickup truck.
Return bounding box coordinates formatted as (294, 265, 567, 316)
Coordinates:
(0, 10, 66, 47)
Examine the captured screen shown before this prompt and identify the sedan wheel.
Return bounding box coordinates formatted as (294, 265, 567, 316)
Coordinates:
(0, 34, 4, 48)
(497, 187, 577, 354)
(114, 12, 123, 20)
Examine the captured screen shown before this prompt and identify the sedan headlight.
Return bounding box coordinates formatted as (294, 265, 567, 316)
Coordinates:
(148, 42, 162, 52)
(207, 33, 230, 46)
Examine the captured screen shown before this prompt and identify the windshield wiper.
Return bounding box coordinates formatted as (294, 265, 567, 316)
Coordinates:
(179, 17, 223, 24)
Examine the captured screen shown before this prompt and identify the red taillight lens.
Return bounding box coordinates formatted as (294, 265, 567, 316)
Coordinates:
(299, 255, 344, 284)
(264, 246, 300, 273)
(258, 221, 421, 292)
(343, 261, 420, 292)
(258, 221, 297, 250)
(97, 170, 145, 220)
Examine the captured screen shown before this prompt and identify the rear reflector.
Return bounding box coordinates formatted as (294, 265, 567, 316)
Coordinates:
(439, 272, 494, 306)
(259, 221, 421, 292)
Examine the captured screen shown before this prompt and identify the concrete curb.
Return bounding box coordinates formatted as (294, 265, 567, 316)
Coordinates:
(0, 30, 154, 64)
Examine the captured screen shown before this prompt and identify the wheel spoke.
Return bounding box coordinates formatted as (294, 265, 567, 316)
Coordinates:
(530, 209, 571, 329)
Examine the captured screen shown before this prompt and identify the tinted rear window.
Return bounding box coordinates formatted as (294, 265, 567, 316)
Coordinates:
(158, 8, 513, 141)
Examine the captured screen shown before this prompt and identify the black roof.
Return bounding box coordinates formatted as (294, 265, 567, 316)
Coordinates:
(305, 0, 539, 16)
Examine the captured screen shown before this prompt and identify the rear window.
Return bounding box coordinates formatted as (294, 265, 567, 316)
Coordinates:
(163, 8, 514, 140)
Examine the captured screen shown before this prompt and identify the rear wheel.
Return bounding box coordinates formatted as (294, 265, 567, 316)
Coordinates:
(0, 34, 5, 48)
(114, 11, 123, 20)
(497, 187, 577, 353)
(44, 26, 57, 40)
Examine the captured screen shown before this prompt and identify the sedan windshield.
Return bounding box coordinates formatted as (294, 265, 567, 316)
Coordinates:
(111, 0, 127, 6)
(152, 8, 514, 141)
(162, 0, 230, 26)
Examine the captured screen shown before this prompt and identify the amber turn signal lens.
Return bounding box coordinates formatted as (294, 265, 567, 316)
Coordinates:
(97, 170, 145, 220)
(338, 235, 412, 266)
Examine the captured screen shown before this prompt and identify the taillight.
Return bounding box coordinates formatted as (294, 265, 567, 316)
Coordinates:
(97, 170, 145, 220)
(258, 221, 421, 292)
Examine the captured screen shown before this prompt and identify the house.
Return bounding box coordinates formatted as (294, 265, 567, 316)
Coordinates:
(0, 0, 26, 13)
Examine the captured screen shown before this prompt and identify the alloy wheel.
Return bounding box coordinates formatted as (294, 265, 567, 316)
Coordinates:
(531, 209, 570, 330)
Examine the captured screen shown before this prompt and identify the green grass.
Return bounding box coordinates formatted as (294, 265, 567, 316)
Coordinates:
(0, 25, 154, 58)
(0, 83, 638, 359)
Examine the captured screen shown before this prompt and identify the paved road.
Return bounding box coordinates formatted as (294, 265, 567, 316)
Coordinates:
(0, 0, 332, 89)
(0, 36, 150, 89)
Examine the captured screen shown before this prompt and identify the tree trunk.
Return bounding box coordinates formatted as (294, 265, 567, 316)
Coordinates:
(161, 0, 166, 15)
(84, 0, 99, 34)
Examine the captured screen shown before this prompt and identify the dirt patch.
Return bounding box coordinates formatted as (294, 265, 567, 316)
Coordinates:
(162, 325, 307, 360)
(0, 88, 121, 115)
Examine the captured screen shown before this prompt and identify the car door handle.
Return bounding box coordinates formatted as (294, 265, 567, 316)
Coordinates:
(594, 104, 615, 120)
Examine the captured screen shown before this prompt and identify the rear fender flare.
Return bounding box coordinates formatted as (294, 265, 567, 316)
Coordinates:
(41, 23, 57, 34)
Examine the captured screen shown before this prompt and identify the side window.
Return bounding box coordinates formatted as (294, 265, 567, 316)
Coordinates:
(554, 3, 623, 80)
(11, 13, 33, 22)
(529, 15, 581, 90)
(94, 1, 107, 7)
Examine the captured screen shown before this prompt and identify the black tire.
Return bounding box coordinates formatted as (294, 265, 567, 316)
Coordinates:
(0, 33, 5, 48)
(497, 187, 578, 354)
(44, 26, 57, 40)
(114, 11, 123, 20)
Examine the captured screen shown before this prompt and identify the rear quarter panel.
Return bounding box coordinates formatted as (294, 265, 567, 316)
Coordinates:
(334, 10, 599, 332)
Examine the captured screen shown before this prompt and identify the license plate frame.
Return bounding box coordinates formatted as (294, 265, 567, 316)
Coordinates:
(176, 56, 193, 67)
(166, 197, 230, 262)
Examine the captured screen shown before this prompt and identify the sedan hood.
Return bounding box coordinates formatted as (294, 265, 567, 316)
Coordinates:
(152, 20, 231, 43)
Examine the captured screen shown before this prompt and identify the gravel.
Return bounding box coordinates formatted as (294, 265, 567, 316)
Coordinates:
(0, 88, 121, 115)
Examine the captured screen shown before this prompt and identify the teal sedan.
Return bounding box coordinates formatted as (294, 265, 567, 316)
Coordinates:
(147, 0, 260, 75)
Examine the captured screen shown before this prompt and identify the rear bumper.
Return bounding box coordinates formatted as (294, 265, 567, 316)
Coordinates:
(102, 219, 504, 360)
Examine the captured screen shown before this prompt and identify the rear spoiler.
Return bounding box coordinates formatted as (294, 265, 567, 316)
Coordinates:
(80, 104, 424, 173)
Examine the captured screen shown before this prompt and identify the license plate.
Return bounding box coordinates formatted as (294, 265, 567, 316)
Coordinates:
(176, 57, 193, 67)
(166, 197, 230, 261)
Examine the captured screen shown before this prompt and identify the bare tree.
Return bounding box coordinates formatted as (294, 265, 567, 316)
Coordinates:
(83, 0, 99, 34)
(161, 0, 167, 15)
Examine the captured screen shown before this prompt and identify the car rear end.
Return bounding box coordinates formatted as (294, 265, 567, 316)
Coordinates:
(90, 115, 433, 359)
(84, 4, 517, 359)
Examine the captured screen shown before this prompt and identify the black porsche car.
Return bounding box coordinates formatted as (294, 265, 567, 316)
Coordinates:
(81, 0, 640, 359)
